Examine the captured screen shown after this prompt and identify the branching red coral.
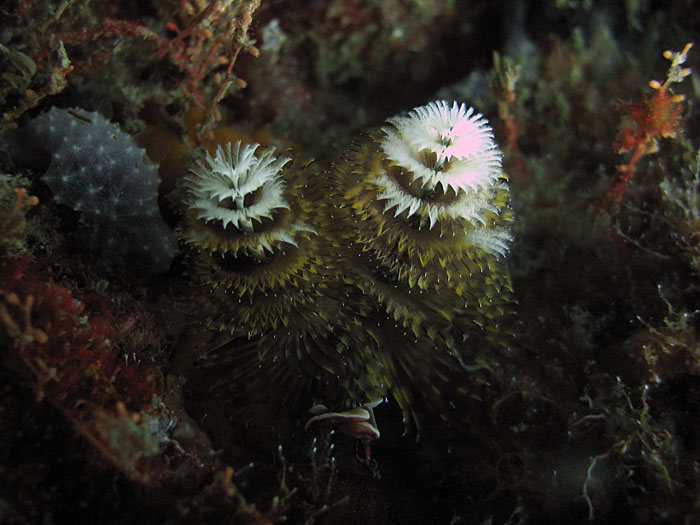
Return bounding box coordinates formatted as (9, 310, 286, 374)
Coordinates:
(4, 1, 261, 133)
(156, 0, 261, 114)
(601, 43, 693, 211)
(53, 1, 260, 129)
(0, 257, 159, 410)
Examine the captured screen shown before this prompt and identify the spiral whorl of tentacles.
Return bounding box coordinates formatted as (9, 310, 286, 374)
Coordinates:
(331, 100, 514, 432)
(181, 101, 514, 444)
(181, 142, 352, 379)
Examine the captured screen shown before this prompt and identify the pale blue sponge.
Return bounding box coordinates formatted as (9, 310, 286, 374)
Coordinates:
(28, 107, 178, 272)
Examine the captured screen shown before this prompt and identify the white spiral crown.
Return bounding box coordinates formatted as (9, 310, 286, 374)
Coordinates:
(381, 100, 502, 194)
(373, 100, 511, 257)
(187, 142, 291, 233)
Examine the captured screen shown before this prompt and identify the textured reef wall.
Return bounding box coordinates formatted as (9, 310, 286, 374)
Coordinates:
(1, 1, 700, 524)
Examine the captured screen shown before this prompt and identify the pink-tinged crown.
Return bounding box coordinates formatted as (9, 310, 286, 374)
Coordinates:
(381, 100, 502, 195)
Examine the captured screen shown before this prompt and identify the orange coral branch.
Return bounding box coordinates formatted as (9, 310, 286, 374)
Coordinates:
(0, 187, 39, 241)
(601, 43, 693, 211)
(494, 54, 530, 185)
(1, 290, 48, 361)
